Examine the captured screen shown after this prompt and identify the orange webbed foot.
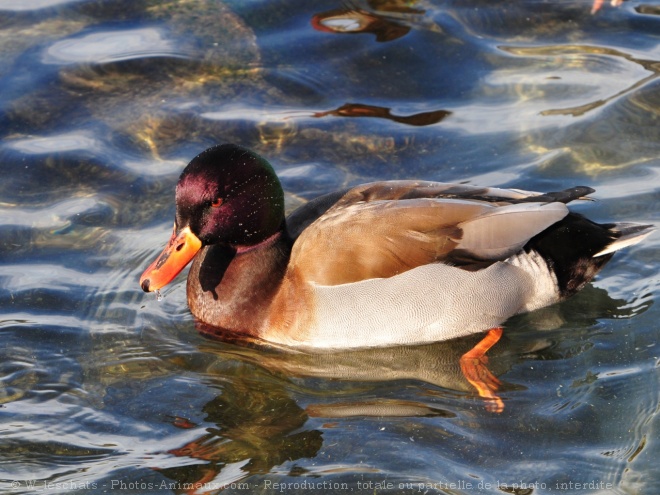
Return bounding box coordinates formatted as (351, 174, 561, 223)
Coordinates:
(460, 327, 504, 413)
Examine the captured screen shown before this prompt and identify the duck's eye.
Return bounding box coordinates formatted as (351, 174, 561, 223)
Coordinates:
(210, 198, 224, 208)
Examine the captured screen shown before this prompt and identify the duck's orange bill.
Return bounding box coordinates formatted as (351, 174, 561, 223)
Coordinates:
(140, 225, 202, 292)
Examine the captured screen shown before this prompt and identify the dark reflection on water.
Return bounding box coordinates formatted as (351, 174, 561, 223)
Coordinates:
(312, 103, 451, 126)
(311, 2, 426, 43)
(1, 0, 659, 493)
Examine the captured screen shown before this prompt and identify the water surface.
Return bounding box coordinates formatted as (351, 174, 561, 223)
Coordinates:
(1, 0, 659, 493)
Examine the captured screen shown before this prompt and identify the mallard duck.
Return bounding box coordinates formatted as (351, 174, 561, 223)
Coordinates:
(140, 144, 653, 411)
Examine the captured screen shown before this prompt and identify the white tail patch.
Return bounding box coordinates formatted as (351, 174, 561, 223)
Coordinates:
(594, 223, 655, 257)
(457, 202, 568, 260)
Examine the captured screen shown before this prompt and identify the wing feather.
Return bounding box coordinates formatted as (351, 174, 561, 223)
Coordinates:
(287, 182, 570, 286)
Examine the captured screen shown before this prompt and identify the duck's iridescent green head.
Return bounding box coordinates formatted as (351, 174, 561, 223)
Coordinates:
(176, 144, 285, 246)
(140, 144, 285, 293)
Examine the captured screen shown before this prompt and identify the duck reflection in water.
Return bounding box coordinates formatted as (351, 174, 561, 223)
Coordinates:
(159, 333, 516, 490)
(159, 283, 637, 490)
(159, 374, 322, 493)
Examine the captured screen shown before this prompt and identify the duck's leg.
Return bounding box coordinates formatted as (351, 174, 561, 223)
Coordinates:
(460, 327, 504, 413)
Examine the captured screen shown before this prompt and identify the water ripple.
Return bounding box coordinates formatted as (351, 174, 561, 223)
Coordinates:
(43, 27, 195, 65)
(6, 132, 102, 155)
(0, 0, 82, 11)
